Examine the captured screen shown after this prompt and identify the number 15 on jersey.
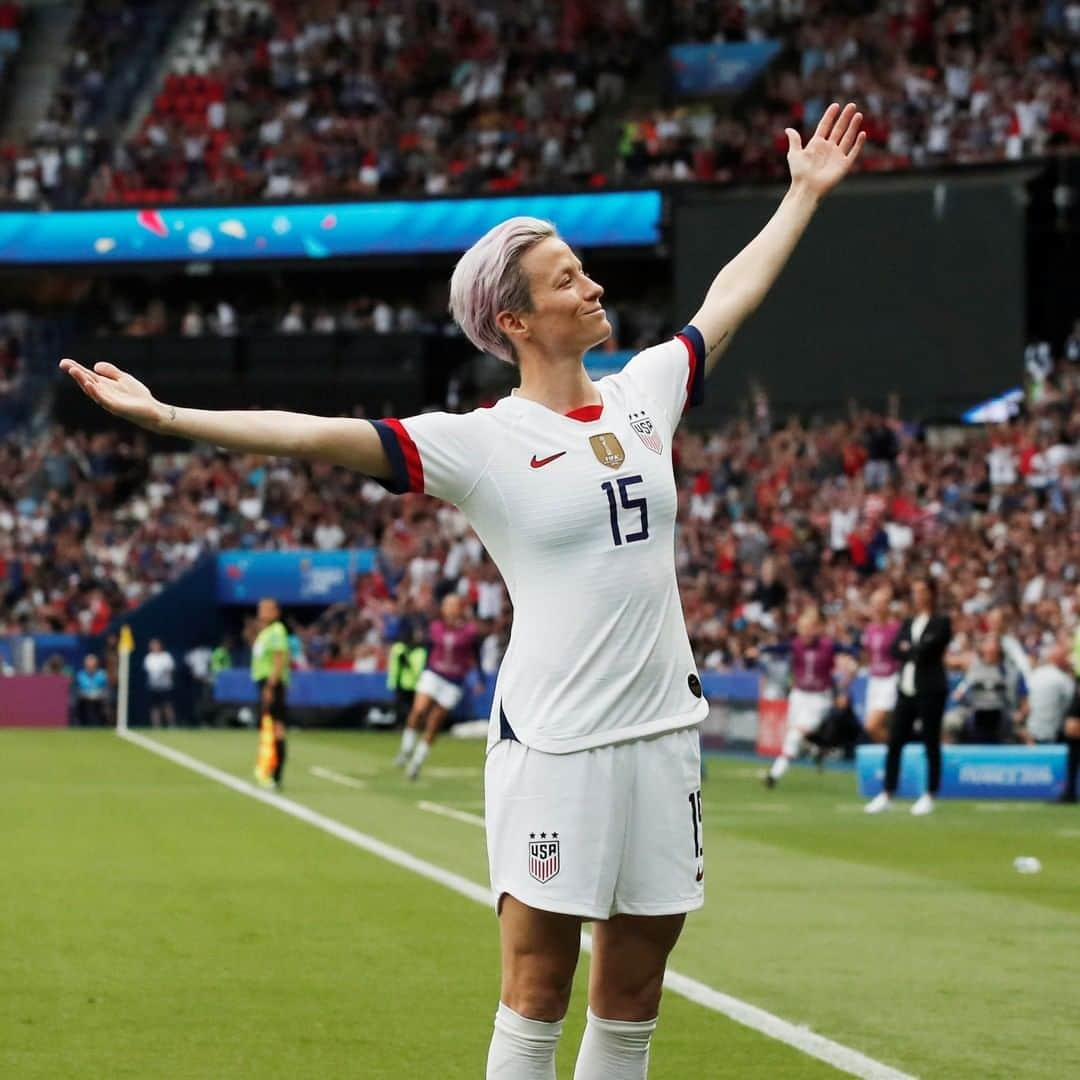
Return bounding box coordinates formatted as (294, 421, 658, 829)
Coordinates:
(601, 474, 649, 547)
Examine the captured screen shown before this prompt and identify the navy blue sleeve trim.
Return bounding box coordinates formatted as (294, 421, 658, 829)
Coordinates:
(680, 324, 707, 409)
(371, 420, 411, 495)
(499, 703, 519, 742)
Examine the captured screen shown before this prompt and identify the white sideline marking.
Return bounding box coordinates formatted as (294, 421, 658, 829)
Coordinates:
(310, 765, 368, 790)
(1057, 829, 1080, 838)
(419, 800, 486, 828)
(119, 730, 917, 1080)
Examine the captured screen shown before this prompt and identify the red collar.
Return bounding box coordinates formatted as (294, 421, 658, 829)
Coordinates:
(564, 403, 603, 422)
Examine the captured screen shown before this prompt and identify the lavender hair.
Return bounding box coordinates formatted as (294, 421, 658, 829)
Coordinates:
(448, 216, 558, 365)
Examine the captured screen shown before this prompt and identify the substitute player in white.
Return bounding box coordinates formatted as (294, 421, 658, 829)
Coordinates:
(61, 102, 865, 1080)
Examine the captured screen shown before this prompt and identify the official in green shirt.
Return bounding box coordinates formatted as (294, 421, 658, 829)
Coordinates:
(252, 598, 290, 788)
(386, 621, 428, 726)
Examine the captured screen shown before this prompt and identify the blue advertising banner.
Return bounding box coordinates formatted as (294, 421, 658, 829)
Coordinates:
(0, 191, 661, 265)
(669, 41, 782, 96)
(216, 550, 375, 605)
(857, 745, 1068, 801)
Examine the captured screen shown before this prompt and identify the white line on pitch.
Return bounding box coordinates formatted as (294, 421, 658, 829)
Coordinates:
(310, 765, 368, 790)
(1057, 828, 1080, 838)
(419, 800, 485, 828)
(119, 730, 916, 1080)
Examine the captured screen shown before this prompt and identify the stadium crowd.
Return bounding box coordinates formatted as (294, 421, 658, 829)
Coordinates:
(2, 327, 1078, 724)
(620, 0, 1080, 184)
(2, 0, 1079, 205)
(1, 0, 648, 206)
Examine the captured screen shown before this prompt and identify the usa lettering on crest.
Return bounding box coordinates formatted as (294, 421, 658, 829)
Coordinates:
(629, 411, 662, 454)
(528, 833, 560, 883)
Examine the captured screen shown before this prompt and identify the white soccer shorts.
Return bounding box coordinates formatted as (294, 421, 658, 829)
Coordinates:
(865, 674, 899, 715)
(484, 726, 704, 921)
(786, 689, 832, 735)
(416, 668, 464, 711)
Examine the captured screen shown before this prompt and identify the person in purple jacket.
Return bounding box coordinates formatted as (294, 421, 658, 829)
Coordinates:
(396, 592, 479, 780)
(862, 585, 902, 743)
(764, 606, 840, 787)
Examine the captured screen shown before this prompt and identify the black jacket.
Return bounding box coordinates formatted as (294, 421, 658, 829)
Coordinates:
(891, 613, 952, 696)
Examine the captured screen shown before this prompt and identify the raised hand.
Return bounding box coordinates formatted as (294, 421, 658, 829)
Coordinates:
(58, 358, 164, 429)
(785, 102, 865, 198)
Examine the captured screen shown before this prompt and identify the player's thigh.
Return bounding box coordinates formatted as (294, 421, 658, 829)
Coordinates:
(613, 727, 703, 917)
(866, 675, 898, 716)
(485, 739, 628, 921)
(422, 702, 449, 736)
(789, 690, 831, 734)
(497, 893, 582, 1018)
(589, 912, 687, 1019)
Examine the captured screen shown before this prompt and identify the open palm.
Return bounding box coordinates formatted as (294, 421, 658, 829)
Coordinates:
(786, 102, 865, 198)
(58, 358, 162, 428)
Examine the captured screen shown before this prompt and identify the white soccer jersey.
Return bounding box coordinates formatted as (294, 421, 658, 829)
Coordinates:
(374, 326, 709, 753)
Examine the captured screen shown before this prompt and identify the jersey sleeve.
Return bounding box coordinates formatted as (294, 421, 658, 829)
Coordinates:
(370, 410, 491, 504)
(620, 324, 706, 428)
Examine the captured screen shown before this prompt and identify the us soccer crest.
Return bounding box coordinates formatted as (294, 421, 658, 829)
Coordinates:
(589, 433, 625, 469)
(629, 411, 662, 454)
(528, 832, 560, 883)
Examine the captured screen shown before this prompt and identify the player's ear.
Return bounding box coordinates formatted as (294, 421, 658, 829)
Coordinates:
(495, 308, 529, 343)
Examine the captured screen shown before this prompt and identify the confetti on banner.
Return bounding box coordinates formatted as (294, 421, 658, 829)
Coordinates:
(320, 213, 337, 230)
(302, 235, 329, 258)
(219, 219, 247, 239)
(188, 228, 213, 254)
(94, 237, 116, 254)
(136, 209, 168, 238)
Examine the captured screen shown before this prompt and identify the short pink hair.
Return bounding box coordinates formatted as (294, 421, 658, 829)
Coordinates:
(449, 216, 557, 365)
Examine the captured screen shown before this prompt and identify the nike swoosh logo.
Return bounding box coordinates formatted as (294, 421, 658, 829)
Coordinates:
(530, 451, 567, 469)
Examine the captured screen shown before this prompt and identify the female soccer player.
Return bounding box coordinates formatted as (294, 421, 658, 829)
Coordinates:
(764, 606, 839, 787)
(862, 585, 902, 742)
(61, 102, 865, 1080)
(395, 592, 479, 780)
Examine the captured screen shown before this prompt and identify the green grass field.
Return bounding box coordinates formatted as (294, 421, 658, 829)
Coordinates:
(4, 729, 1078, 1078)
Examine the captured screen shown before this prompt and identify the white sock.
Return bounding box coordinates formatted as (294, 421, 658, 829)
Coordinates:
(410, 740, 430, 768)
(486, 1002, 563, 1079)
(768, 755, 789, 780)
(400, 727, 418, 756)
(573, 1009, 656, 1080)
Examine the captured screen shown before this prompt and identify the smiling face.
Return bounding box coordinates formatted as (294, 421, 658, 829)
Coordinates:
(498, 237, 611, 361)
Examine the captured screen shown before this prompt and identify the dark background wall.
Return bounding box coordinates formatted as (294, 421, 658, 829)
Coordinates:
(673, 168, 1031, 421)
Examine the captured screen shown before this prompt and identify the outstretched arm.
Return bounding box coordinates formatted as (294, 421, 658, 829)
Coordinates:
(58, 358, 391, 477)
(692, 102, 866, 376)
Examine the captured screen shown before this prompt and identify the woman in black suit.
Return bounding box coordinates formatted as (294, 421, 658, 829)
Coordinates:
(865, 576, 952, 816)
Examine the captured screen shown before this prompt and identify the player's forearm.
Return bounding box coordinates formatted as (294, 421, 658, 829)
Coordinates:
(150, 403, 391, 476)
(706, 182, 819, 318)
(696, 182, 820, 374)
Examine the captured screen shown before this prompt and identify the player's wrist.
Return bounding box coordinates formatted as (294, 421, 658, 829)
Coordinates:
(786, 178, 821, 209)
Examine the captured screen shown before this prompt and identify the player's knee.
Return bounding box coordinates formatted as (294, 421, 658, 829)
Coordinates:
(591, 972, 665, 1022)
(501, 967, 573, 1022)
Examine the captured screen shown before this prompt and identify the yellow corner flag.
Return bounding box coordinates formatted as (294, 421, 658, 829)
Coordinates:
(118, 625, 135, 655)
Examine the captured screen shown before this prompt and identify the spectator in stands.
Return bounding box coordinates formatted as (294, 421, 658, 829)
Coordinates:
(74, 653, 108, 726)
(180, 303, 205, 337)
(952, 635, 1023, 744)
(1017, 640, 1075, 746)
(143, 637, 176, 728)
